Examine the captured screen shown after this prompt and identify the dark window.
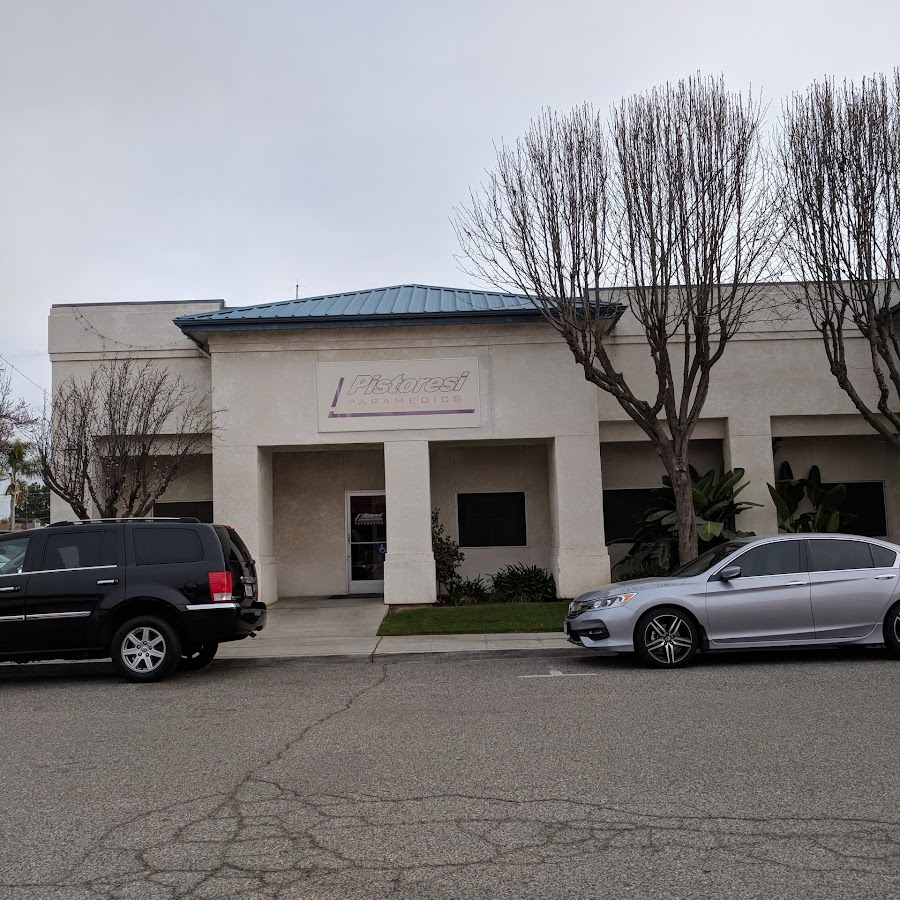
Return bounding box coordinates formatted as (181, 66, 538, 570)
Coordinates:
(133, 527, 205, 566)
(215, 525, 255, 584)
(602, 489, 657, 544)
(152, 501, 214, 523)
(42, 531, 113, 570)
(457, 492, 526, 547)
(807, 539, 876, 572)
(733, 541, 803, 577)
(0, 536, 30, 575)
(870, 544, 897, 567)
(821, 482, 887, 537)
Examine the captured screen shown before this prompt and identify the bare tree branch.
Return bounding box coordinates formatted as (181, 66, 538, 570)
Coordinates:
(778, 70, 900, 449)
(32, 356, 213, 519)
(455, 76, 777, 563)
(0, 362, 35, 448)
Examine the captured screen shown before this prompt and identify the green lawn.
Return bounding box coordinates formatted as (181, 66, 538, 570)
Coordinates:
(377, 601, 569, 636)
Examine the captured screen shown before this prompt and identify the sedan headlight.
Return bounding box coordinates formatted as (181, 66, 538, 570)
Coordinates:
(568, 593, 637, 616)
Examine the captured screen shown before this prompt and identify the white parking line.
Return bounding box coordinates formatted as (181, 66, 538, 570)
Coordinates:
(517, 667, 598, 679)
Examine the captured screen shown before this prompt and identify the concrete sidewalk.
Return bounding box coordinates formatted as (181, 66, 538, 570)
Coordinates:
(216, 595, 573, 661)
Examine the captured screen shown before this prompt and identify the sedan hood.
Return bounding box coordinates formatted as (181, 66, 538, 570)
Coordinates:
(576, 575, 689, 601)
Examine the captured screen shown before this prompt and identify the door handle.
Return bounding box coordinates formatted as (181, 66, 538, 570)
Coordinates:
(783, 581, 807, 587)
(96, 578, 119, 586)
(874, 574, 897, 580)
(0, 585, 20, 593)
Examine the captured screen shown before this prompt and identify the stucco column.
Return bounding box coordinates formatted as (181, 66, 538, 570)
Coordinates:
(724, 415, 779, 537)
(383, 440, 436, 605)
(548, 435, 611, 598)
(213, 445, 278, 606)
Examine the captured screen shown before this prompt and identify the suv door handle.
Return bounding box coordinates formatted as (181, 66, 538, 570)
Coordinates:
(874, 574, 897, 580)
(0, 585, 20, 593)
(96, 578, 119, 586)
(783, 581, 807, 587)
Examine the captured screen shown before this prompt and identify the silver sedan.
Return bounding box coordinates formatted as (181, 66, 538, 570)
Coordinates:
(565, 533, 900, 668)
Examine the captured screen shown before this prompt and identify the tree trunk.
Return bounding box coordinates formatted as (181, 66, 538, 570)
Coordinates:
(8, 486, 15, 532)
(671, 461, 698, 565)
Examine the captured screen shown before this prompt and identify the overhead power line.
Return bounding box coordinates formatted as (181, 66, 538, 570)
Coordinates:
(0, 353, 48, 396)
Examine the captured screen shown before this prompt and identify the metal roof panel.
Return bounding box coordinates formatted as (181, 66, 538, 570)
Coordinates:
(173, 283, 623, 333)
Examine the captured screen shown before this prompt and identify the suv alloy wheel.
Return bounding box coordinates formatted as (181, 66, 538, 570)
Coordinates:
(111, 615, 182, 683)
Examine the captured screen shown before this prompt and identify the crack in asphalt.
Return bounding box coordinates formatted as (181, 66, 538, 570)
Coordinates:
(7, 787, 900, 897)
(5, 663, 900, 899)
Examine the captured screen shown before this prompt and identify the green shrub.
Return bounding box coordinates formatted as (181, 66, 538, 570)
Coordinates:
(432, 508, 464, 595)
(448, 576, 490, 605)
(490, 564, 556, 603)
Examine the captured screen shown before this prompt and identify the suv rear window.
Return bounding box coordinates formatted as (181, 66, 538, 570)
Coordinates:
(133, 527, 204, 566)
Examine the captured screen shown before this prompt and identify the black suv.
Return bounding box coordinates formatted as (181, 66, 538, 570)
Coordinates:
(0, 518, 267, 682)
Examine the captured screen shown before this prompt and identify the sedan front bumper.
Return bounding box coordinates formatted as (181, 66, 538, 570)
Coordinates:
(564, 606, 637, 652)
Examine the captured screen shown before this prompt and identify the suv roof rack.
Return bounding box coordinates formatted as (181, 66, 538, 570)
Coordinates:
(49, 517, 202, 526)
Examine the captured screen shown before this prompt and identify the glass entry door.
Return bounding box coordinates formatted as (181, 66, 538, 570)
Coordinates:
(346, 492, 386, 594)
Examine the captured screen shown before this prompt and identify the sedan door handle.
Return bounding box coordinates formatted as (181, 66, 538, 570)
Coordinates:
(0, 585, 20, 593)
(96, 578, 119, 586)
(874, 574, 897, 580)
(783, 581, 808, 587)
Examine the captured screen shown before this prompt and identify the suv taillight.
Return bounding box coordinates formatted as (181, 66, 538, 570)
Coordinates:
(209, 571, 233, 602)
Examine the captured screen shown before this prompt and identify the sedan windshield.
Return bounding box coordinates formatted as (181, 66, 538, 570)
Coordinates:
(668, 541, 744, 578)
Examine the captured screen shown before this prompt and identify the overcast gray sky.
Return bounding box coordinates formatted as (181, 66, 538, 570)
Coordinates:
(2, 0, 899, 411)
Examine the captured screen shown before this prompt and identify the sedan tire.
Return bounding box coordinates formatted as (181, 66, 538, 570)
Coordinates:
(635, 606, 700, 669)
(111, 616, 182, 683)
(884, 601, 900, 658)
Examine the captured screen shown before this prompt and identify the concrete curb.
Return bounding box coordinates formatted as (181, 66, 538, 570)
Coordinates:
(214, 646, 604, 666)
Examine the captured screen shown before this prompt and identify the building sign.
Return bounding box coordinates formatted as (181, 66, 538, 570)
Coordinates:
(317, 358, 481, 432)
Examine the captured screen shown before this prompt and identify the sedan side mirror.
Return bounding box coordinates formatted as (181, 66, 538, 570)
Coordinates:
(719, 566, 741, 581)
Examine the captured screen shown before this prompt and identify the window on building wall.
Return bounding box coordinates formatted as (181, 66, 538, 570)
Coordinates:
(457, 492, 526, 547)
(152, 501, 214, 523)
(821, 482, 887, 537)
(602, 489, 657, 544)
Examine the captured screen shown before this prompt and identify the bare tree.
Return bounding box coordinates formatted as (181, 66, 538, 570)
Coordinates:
(779, 71, 900, 449)
(34, 357, 212, 520)
(456, 76, 776, 563)
(0, 362, 33, 447)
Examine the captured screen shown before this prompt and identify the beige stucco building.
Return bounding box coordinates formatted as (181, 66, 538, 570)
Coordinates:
(48, 284, 900, 606)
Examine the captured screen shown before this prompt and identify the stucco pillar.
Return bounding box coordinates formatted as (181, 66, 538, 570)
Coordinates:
(724, 415, 779, 537)
(213, 445, 278, 606)
(383, 440, 436, 605)
(548, 435, 611, 598)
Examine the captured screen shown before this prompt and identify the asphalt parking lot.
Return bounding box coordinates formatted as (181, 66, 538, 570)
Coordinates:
(1, 647, 898, 900)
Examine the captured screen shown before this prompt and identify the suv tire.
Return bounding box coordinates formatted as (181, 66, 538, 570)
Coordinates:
(635, 606, 700, 669)
(111, 615, 182, 683)
(180, 642, 219, 671)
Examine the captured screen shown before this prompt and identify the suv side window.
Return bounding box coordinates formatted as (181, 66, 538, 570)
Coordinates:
(807, 539, 877, 572)
(42, 531, 114, 570)
(732, 541, 803, 577)
(0, 536, 31, 575)
(133, 527, 204, 566)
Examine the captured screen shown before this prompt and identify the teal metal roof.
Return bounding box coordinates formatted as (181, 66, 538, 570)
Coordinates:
(173, 283, 622, 333)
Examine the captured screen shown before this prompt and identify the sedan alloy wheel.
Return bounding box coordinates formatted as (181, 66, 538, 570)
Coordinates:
(636, 606, 699, 668)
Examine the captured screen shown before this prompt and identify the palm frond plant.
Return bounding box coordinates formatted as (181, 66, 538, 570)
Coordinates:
(612, 468, 760, 581)
(767, 462, 854, 533)
(1, 440, 40, 531)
